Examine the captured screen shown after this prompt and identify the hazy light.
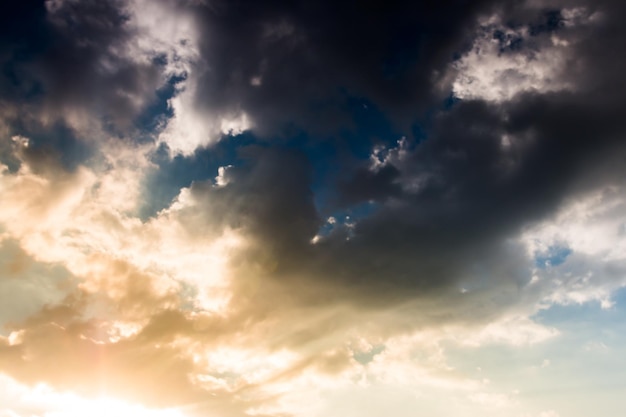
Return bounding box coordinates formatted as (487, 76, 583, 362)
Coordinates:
(44, 395, 184, 417)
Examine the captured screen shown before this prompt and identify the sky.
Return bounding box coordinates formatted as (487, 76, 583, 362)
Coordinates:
(1, 0, 626, 416)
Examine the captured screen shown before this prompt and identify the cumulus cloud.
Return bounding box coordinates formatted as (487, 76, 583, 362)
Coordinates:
(1, 0, 626, 416)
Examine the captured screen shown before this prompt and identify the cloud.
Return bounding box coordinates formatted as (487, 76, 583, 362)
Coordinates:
(1, 0, 626, 416)
(0, 239, 73, 327)
(33, 0, 163, 133)
(166, 0, 503, 139)
(450, 10, 578, 101)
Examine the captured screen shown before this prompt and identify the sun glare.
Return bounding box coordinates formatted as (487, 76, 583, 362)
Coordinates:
(48, 396, 185, 417)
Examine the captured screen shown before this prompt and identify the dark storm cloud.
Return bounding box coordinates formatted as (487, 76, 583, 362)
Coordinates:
(2, 0, 623, 312)
(169, 0, 626, 315)
(169, 141, 527, 319)
(317, 0, 626, 300)
(182, 0, 501, 137)
(182, 146, 320, 257)
(0, 0, 163, 136)
(2, 2, 626, 413)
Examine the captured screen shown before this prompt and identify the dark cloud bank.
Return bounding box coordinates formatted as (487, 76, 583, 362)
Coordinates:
(2, 1, 626, 408)
(0, 0, 626, 415)
(174, 0, 626, 309)
(2, 0, 626, 309)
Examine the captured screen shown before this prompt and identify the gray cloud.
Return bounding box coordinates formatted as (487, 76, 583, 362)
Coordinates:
(2, 0, 626, 414)
(179, 0, 502, 138)
(159, 0, 626, 321)
(0, 0, 165, 141)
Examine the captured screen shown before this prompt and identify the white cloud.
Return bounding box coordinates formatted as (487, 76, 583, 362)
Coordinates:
(451, 22, 570, 101)
(159, 75, 252, 155)
(449, 5, 600, 102)
(522, 186, 626, 260)
(521, 186, 626, 308)
(454, 316, 559, 347)
(0, 138, 242, 324)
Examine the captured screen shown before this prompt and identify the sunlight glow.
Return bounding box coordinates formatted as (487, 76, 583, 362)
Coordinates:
(45, 395, 185, 417)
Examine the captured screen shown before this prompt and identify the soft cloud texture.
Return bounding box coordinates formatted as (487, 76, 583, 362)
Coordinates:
(1, 0, 626, 416)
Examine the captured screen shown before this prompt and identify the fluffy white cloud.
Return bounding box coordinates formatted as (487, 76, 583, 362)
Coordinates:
(521, 185, 626, 308)
(450, 6, 600, 102)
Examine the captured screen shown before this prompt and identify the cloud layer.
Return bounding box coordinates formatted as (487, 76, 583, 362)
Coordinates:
(1, 0, 626, 416)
